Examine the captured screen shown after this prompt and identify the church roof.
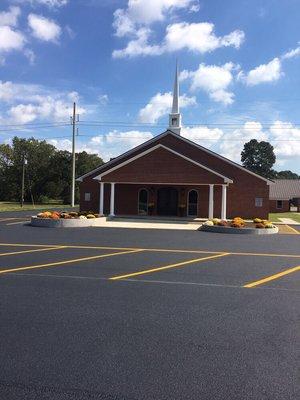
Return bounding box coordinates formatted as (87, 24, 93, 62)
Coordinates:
(269, 179, 300, 200)
(77, 129, 273, 184)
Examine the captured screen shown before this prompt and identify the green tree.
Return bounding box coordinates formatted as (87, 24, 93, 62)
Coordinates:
(275, 170, 299, 179)
(0, 143, 15, 200)
(0, 136, 104, 204)
(241, 139, 276, 178)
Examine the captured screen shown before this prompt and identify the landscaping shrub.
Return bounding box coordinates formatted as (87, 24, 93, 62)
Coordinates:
(203, 220, 214, 226)
(218, 220, 228, 226)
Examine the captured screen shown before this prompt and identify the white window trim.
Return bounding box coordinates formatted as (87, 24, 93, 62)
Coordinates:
(84, 192, 91, 201)
(93, 144, 233, 184)
(255, 197, 263, 207)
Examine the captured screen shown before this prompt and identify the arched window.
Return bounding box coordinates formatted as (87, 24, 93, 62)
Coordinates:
(138, 189, 149, 215)
(187, 190, 198, 217)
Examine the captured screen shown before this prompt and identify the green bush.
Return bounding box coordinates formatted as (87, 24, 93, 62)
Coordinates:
(38, 195, 50, 204)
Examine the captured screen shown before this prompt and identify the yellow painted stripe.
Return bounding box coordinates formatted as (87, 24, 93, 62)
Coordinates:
(284, 225, 300, 234)
(244, 265, 300, 288)
(110, 252, 230, 280)
(0, 243, 59, 248)
(6, 220, 30, 225)
(0, 242, 300, 259)
(0, 246, 65, 257)
(0, 218, 27, 222)
(0, 249, 143, 275)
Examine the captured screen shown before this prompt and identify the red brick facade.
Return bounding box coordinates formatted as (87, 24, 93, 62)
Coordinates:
(79, 131, 271, 219)
(269, 199, 290, 213)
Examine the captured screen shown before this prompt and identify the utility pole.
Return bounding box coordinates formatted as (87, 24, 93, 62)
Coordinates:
(71, 102, 76, 207)
(20, 156, 27, 208)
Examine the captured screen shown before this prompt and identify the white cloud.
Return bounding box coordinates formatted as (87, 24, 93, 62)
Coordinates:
(41, 120, 300, 170)
(240, 57, 282, 86)
(8, 104, 38, 124)
(138, 92, 196, 123)
(181, 63, 236, 105)
(90, 130, 154, 161)
(112, 28, 162, 59)
(28, 13, 61, 42)
(47, 138, 72, 151)
(24, 48, 36, 64)
(282, 45, 300, 60)
(47, 130, 154, 161)
(13, 0, 68, 8)
(113, 0, 197, 37)
(0, 25, 25, 53)
(0, 6, 20, 27)
(270, 121, 300, 159)
(112, 0, 244, 58)
(181, 126, 223, 149)
(219, 121, 269, 161)
(0, 80, 86, 124)
(98, 94, 109, 105)
(163, 22, 244, 53)
(113, 21, 245, 58)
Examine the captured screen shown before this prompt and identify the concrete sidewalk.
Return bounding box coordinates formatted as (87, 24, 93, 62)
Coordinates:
(94, 217, 200, 230)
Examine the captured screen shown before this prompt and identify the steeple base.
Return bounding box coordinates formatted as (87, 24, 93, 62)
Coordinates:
(169, 113, 182, 135)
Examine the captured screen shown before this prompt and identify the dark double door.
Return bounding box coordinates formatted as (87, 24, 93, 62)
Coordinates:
(157, 187, 178, 216)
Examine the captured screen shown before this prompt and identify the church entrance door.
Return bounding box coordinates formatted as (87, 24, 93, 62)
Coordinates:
(157, 187, 178, 216)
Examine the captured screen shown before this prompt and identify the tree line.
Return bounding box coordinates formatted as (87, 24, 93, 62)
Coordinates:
(0, 137, 103, 204)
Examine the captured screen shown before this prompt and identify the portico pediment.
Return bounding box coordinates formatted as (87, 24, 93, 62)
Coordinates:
(94, 144, 232, 184)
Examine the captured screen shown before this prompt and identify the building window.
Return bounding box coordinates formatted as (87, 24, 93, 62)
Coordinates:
(138, 189, 148, 215)
(172, 117, 177, 126)
(255, 197, 263, 207)
(276, 200, 283, 209)
(187, 190, 198, 216)
(84, 192, 91, 201)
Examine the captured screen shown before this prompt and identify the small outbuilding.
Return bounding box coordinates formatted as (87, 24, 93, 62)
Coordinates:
(78, 66, 272, 220)
(269, 179, 300, 212)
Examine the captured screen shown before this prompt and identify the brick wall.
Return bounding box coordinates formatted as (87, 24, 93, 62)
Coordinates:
(79, 132, 270, 219)
(269, 200, 290, 213)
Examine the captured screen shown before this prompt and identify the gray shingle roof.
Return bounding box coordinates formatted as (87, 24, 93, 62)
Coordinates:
(269, 180, 300, 200)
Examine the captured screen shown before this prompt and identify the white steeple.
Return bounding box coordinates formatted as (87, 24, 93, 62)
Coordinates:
(169, 60, 182, 135)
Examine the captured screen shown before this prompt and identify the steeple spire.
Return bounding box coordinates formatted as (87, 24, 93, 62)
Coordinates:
(172, 60, 179, 114)
(169, 60, 182, 135)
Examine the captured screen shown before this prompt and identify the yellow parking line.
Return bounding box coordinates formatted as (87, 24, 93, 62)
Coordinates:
(6, 220, 30, 225)
(0, 249, 143, 275)
(0, 246, 65, 257)
(0, 242, 300, 259)
(284, 225, 300, 234)
(0, 218, 27, 222)
(244, 265, 300, 288)
(0, 243, 58, 248)
(109, 252, 230, 280)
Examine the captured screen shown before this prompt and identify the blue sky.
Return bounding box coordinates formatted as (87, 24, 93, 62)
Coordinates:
(1, 0, 300, 172)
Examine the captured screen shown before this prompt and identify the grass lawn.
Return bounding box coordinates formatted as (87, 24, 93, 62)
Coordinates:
(269, 212, 300, 223)
(0, 202, 78, 213)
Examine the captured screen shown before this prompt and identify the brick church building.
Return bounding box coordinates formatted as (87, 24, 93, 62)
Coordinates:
(78, 66, 272, 220)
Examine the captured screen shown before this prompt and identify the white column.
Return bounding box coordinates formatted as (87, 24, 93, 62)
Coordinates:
(99, 182, 104, 215)
(208, 184, 214, 219)
(221, 184, 227, 220)
(109, 183, 115, 216)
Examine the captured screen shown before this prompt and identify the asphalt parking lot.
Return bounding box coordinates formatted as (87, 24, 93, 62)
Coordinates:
(0, 218, 299, 399)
